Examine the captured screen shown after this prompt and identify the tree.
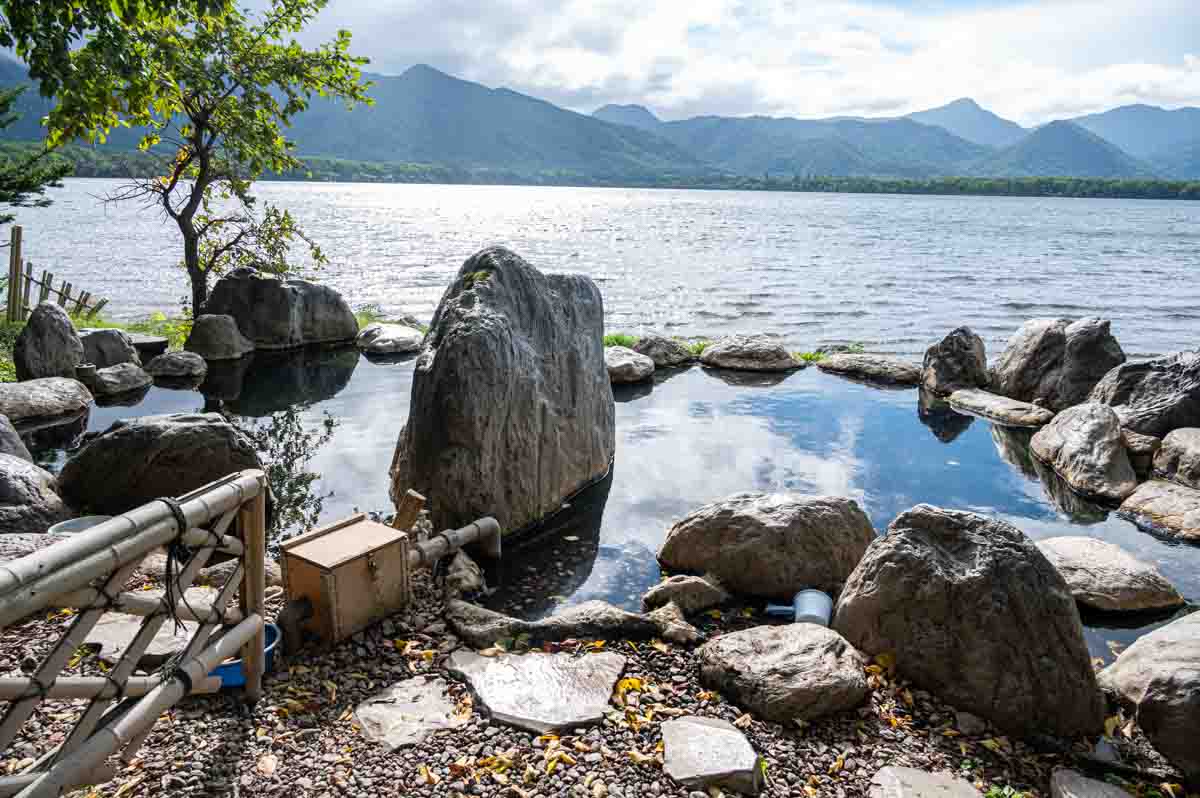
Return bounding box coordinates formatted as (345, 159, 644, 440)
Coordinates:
(0, 86, 71, 226)
(44, 0, 370, 315)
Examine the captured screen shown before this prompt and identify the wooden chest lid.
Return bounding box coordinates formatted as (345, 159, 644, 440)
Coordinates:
(283, 514, 408, 570)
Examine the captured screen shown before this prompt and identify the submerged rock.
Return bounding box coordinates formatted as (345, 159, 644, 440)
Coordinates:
(1123, 429, 1162, 479)
(1030, 403, 1138, 502)
(833, 505, 1104, 738)
(57, 413, 262, 516)
(817, 354, 921, 386)
(633, 334, 694, 368)
(698, 624, 868, 722)
(0, 453, 72, 535)
(868, 768, 979, 798)
(144, 351, 208, 379)
(80, 328, 141, 369)
(185, 314, 254, 361)
(390, 247, 614, 533)
(1089, 350, 1200, 437)
(356, 322, 423, 355)
(13, 302, 83, 381)
(605, 345, 655, 383)
(1098, 611, 1200, 782)
(204, 266, 359, 350)
(355, 676, 469, 750)
(990, 318, 1125, 411)
(700, 335, 797, 372)
(0, 414, 32, 462)
(446, 649, 626, 733)
(1154, 427, 1200, 489)
(1036, 537, 1184, 612)
(1119, 480, 1200, 541)
(921, 327, 988, 396)
(661, 716, 763, 795)
(641, 574, 729, 613)
(658, 493, 875, 600)
(948, 388, 1055, 427)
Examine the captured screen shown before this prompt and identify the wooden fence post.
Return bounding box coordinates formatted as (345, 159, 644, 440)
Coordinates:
(21, 262, 33, 318)
(5, 226, 20, 323)
(238, 484, 268, 703)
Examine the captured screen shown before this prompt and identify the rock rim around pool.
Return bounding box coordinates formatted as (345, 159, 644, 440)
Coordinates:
(445, 599, 688, 650)
(446, 649, 626, 734)
(658, 493, 875, 600)
(605, 345, 655, 383)
(990, 317, 1125, 412)
(85, 362, 154, 398)
(144, 351, 208, 380)
(1153, 427, 1200, 490)
(185, 314, 255, 361)
(13, 302, 84, 382)
(390, 247, 615, 534)
(921, 326, 988, 396)
(355, 322, 423, 355)
(1030, 403, 1138, 503)
(816, 353, 921, 386)
(0, 453, 72, 535)
(1036, 536, 1184, 612)
(80, 328, 142, 369)
(947, 388, 1055, 428)
(698, 623, 869, 722)
(632, 333, 695, 368)
(661, 716, 763, 795)
(699, 334, 799, 372)
(833, 504, 1105, 738)
(0, 377, 92, 430)
(1089, 350, 1200, 438)
(1119, 480, 1200, 541)
(203, 266, 359, 350)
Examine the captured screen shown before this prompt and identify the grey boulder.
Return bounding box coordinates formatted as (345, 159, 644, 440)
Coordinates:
(0, 453, 72, 535)
(990, 318, 1125, 411)
(698, 624, 868, 722)
(948, 388, 1055, 428)
(661, 716, 763, 795)
(390, 247, 614, 533)
(868, 768, 979, 798)
(658, 493, 875, 600)
(87, 363, 153, 397)
(446, 649, 626, 733)
(355, 676, 469, 750)
(14, 302, 83, 381)
(0, 378, 92, 427)
(605, 345, 654, 383)
(1124, 428, 1162, 479)
(185, 314, 254, 361)
(203, 266, 358, 349)
(356, 322, 423, 355)
(0, 414, 32, 462)
(144, 351, 208, 379)
(1098, 611, 1200, 782)
(817, 354, 921, 386)
(1089, 350, 1200, 437)
(832, 505, 1104, 738)
(700, 334, 797, 372)
(921, 327, 988, 396)
(1049, 769, 1131, 798)
(1030, 403, 1138, 502)
(1036, 536, 1184, 612)
(633, 334, 694, 368)
(57, 413, 261, 515)
(80, 328, 141, 368)
(1154, 427, 1200, 489)
(641, 574, 729, 614)
(1119, 480, 1200, 541)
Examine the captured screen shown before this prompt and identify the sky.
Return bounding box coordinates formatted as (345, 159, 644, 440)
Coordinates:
(277, 0, 1200, 126)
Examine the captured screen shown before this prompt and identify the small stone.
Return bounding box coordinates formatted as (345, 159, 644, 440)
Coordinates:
(605, 346, 655, 384)
(661, 716, 762, 795)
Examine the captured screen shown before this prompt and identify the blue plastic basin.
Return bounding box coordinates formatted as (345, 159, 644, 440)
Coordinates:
(211, 623, 279, 688)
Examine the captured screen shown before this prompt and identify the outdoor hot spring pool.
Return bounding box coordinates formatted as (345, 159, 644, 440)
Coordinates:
(28, 346, 1199, 665)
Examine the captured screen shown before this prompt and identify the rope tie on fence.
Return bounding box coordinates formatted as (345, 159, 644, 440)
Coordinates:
(157, 498, 201, 635)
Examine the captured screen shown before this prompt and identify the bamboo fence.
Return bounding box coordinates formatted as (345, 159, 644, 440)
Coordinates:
(5, 226, 108, 323)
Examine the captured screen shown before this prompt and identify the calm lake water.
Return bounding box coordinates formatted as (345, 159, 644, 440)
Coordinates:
(16, 180, 1199, 662)
(16, 179, 1200, 357)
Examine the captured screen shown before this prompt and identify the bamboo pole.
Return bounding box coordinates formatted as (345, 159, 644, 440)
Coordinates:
(392, 489, 426, 531)
(51, 589, 244, 625)
(88, 298, 107, 318)
(238, 490, 267, 703)
(72, 291, 89, 316)
(0, 674, 222, 702)
(56, 282, 70, 308)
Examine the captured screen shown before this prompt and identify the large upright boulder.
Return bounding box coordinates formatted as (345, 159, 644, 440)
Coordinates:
(80, 328, 141, 368)
(991, 318, 1125, 411)
(1030, 403, 1138, 502)
(921, 327, 988, 395)
(658, 493, 875, 600)
(13, 302, 83, 381)
(389, 247, 615, 533)
(832, 505, 1104, 738)
(1089, 351, 1200, 437)
(57, 413, 261, 515)
(203, 267, 358, 350)
(185, 314, 254, 361)
(0, 453, 72, 534)
(1098, 612, 1200, 782)
(1154, 428, 1200, 489)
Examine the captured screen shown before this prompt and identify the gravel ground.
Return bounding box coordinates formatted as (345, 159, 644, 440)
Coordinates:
(0, 560, 1186, 798)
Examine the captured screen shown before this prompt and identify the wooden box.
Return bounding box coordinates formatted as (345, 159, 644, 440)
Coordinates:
(280, 513, 411, 645)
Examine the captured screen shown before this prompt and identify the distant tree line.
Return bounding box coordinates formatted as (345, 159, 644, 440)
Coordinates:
(5, 141, 1198, 201)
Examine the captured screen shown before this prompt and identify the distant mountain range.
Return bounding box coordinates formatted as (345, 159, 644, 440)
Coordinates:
(1, 59, 1197, 182)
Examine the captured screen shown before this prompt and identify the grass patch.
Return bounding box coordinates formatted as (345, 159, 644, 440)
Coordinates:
(683, 339, 711, 357)
(462, 269, 493, 289)
(795, 351, 826, 363)
(603, 333, 640, 348)
(0, 322, 19, 383)
(354, 303, 429, 334)
(77, 312, 192, 350)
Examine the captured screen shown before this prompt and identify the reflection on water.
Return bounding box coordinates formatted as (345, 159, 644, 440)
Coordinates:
(30, 351, 1200, 663)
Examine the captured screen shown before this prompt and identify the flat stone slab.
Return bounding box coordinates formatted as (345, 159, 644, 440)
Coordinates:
(85, 598, 213, 666)
(356, 323, 423, 355)
(1037, 536, 1184, 612)
(817, 354, 921, 386)
(948, 389, 1054, 427)
(869, 767, 979, 798)
(1050, 769, 1131, 798)
(1119, 479, 1200, 541)
(661, 716, 762, 795)
(446, 650, 625, 733)
(355, 676, 468, 750)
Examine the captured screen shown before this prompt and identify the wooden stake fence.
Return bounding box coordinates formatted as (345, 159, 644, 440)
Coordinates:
(0, 470, 269, 798)
(4, 225, 108, 323)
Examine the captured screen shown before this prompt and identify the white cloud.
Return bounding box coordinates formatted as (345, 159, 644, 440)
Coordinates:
(287, 0, 1200, 125)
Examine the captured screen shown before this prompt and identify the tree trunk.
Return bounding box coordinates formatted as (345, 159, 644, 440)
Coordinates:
(184, 230, 206, 318)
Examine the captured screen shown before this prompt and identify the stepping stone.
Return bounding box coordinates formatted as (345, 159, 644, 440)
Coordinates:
(1120, 480, 1200, 541)
(948, 388, 1054, 427)
(355, 675, 469, 750)
(446, 650, 626, 733)
(605, 346, 654, 384)
(1050, 769, 1131, 798)
(869, 767, 979, 798)
(1036, 537, 1184, 612)
(661, 716, 762, 795)
(817, 354, 921, 386)
(125, 332, 170, 361)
